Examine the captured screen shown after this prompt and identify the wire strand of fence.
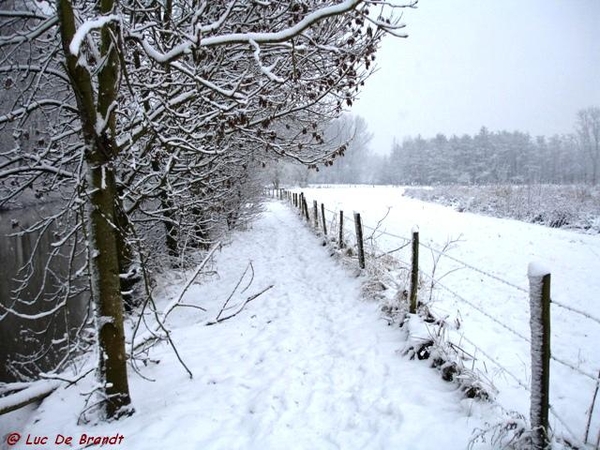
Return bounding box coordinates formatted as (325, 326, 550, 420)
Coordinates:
(456, 331, 531, 393)
(551, 300, 600, 328)
(550, 354, 598, 382)
(375, 241, 412, 259)
(323, 206, 338, 216)
(420, 270, 532, 344)
(361, 222, 413, 244)
(418, 240, 530, 294)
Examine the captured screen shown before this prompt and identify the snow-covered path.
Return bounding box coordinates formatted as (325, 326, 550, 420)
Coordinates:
(2, 201, 494, 450)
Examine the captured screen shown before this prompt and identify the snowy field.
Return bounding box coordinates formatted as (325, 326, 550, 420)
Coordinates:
(293, 185, 600, 448)
(2, 202, 503, 450)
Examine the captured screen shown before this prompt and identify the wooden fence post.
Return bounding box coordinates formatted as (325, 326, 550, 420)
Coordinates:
(354, 212, 365, 269)
(528, 263, 551, 450)
(302, 196, 309, 222)
(313, 200, 319, 228)
(409, 230, 419, 314)
(321, 203, 327, 235)
(339, 211, 344, 248)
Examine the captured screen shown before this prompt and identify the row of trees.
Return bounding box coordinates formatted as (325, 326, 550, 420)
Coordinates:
(291, 107, 600, 186)
(0, 0, 413, 420)
(381, 126, 589, 185)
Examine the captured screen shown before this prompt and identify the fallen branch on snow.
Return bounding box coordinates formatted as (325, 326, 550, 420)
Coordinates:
(206, 285, 274, 326)
(0, 380, 60, 416)
(132, 242, 221, 353)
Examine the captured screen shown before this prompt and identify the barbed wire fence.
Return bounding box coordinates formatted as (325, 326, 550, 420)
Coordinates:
(268, 187, 600, 450)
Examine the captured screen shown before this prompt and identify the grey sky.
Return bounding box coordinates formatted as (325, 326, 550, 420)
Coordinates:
(352, 0, 600, 154)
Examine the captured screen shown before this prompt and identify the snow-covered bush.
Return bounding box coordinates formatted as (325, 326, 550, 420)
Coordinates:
(404, 184, 600, 233)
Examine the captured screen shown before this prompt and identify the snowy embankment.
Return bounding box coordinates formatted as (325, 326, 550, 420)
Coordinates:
(1, 202, 497, 450)
(294, 185, 600, 448)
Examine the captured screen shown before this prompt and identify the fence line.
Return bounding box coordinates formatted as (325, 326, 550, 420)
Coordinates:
(274, 188, 600, 449)
(303, 190, 600, 332)
(360, 207, 600, 328)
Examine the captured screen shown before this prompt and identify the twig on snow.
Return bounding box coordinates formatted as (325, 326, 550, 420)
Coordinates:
(214, 261, 254, 322)
(206, 285, 274, 326)
(584, 369, 600, 444)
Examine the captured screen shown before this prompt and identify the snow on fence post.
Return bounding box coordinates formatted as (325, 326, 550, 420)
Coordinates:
(313, 200, 319, 228)
(339, 211, 345, 248)
(321, 203, 327, 235)
(409, 229, 419, 314)
(528, 262, 551, 450)
(354, 212, 365, 269)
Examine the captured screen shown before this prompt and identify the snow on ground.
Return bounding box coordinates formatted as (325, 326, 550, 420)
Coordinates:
(1, 201, 497, 450)
(294, 185, 600, 447)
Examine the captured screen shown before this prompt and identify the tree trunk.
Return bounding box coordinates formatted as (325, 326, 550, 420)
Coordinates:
(114, 191, 139, 311)
(87, 158, 132, 418)
(151, 157, 179, 258)
(56, 0, 132, 419)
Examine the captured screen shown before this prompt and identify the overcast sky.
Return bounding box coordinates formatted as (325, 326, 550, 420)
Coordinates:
(351, 0, 600, 154)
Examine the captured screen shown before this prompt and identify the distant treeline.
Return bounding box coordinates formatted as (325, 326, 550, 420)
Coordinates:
(298, 107, 600, 186)
(379, 128, 587, 185)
